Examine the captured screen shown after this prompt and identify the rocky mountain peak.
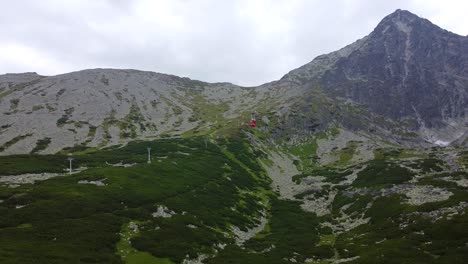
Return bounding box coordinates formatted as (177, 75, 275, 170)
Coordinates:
(379, 9, 420, 26)
(280, 9, 468, 146)
(1, 10, 467, 155)
(372, 9, 446, 38)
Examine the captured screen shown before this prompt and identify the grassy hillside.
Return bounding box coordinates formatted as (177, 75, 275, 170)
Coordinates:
(0, 136, 272, 263)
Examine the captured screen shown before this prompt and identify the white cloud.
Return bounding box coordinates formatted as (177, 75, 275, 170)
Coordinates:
(0, 43, 68, 74)
(0, 0, 467, 86)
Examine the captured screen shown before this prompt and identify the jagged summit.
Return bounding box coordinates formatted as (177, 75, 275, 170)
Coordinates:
(380, 9, 421, 24)
(372, 9, 422, 36)
(280, 9, 467, 145)
(372, 9, 455, 38)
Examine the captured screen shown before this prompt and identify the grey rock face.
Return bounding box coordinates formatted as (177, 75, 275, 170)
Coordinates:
(282, 9, 468, 142)
(1, 69, 201, 153)
(1, 10, 466, 153)
(0, 69, 300, 154)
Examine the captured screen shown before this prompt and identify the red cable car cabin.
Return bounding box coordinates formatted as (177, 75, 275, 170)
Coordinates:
(250, 119, 257, 127)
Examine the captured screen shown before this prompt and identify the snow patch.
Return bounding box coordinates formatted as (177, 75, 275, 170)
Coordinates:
(433, 140, 450, 146)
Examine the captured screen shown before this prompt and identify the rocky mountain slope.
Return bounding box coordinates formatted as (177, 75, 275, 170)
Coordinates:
(0, 128, 466, 264)
(0, 9, 467, 155)
(281, 9, 467, 145)
(0, 70, 301, 154)
(0, 9, 467, 264)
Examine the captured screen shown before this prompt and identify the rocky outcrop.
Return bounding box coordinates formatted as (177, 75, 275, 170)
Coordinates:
(0, 69, 301, 154)
(282, 9, 468, 144)
(1, 10, 466, 153)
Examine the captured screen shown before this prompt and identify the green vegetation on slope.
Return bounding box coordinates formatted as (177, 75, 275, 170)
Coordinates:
(206, 198, 332, 264)
(0, 137, 270, 263)
(0, 133, 466, 264)
(353, 160, 413, 188)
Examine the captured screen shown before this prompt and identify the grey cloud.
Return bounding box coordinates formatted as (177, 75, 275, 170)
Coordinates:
(0, 0, 466, 86)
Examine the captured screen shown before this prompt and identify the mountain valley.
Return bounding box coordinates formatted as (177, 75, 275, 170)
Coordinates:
(0, 9, 467, 264)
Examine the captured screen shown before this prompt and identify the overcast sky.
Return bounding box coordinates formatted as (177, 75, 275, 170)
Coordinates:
(1, 0, 467, 86)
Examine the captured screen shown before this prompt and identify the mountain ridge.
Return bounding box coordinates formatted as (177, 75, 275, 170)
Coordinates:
(280, 9, 467, 145)
(1, 9, 467, 154)
(1, 9, 467, 264)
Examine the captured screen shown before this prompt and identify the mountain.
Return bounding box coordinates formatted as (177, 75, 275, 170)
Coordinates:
(1, 9, 468, 264)
(0, 69, 303, 154)
(1, 9, 467, 154)
(281, 9, 468, 145)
